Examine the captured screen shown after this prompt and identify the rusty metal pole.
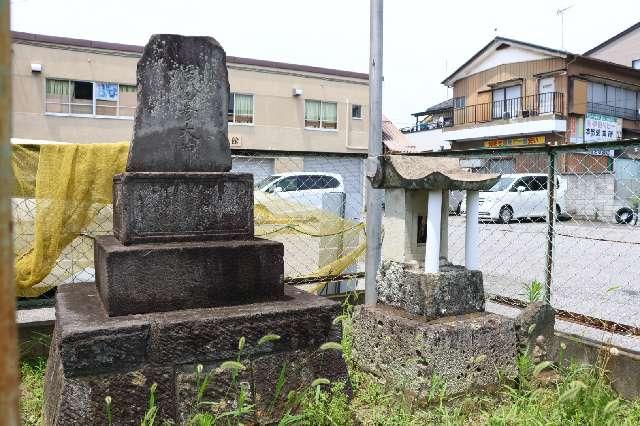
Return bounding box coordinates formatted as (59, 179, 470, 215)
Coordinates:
(0, 0, 19, 423)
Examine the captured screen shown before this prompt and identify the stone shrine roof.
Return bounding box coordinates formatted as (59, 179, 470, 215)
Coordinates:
(375, 155, 499, 190)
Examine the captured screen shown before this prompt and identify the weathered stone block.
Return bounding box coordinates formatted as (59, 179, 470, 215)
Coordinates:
(95, 235, 284, 316)
(149, 290, 341, 365)
(52, 284, 151, 377)
(44, 284, 348, 425)
(351, 304, 518, 397)
(514, 302, 555, 362)
(113, 172, 254, 244)
(377, 260, 485, 319)
(127, 34, 231, 173)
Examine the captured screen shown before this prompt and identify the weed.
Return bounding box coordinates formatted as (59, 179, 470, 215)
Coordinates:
(521, 279, 543, 303)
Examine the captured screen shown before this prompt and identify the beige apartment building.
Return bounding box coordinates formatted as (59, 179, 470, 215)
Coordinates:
(11, 31, 370, 220)
(11, 31, 369, 153)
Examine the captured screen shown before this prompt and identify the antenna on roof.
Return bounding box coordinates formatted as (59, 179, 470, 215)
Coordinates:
(556, 5, 573, 50)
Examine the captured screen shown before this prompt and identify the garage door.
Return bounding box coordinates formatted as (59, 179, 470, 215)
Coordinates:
(303, 156, 364, 221)
(232, 156, 275, 185)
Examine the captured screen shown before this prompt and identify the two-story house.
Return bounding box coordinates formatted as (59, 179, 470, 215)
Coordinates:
(441, 37, 640, 164)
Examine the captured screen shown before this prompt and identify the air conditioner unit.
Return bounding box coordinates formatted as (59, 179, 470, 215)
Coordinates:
(292, 88, 303, 97)
(31, 63, 43, 73)
(521, 110, 530, 118)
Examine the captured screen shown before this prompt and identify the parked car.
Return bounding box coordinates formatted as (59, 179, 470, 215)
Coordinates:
(461, 173, 567, 223)
(254, 172, 346, 212)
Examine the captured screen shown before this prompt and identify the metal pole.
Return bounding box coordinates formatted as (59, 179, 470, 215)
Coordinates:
(0, 0, 19, 423)
(364, 0, 383, 305)
(544, 151, 556, 304)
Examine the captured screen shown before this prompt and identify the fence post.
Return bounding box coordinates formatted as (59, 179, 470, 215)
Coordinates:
(364, 0, 383, 305)
(544, 149, 556, 305)
(0, 0, 19, 423)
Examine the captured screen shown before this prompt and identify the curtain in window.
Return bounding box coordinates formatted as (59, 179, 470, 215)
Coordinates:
(305, 100, 321, 128)
(119, 85, 136, 93)
(322, 102, 337, 129)
(46, 79, 70, 96)
(234, 94, 253, 123)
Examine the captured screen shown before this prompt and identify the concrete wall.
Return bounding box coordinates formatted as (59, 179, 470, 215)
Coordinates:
(563, 173, 616, 221)
(12, 41, 369, 154)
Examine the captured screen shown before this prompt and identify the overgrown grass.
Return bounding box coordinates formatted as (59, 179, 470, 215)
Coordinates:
(20, 356, 46, 426)
(18, 296, 640, 425)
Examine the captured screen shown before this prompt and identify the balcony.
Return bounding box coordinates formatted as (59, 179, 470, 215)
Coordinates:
(401, 117, 453, 133)
(452, 92, 564, 126)
(587, 102, 639, 121)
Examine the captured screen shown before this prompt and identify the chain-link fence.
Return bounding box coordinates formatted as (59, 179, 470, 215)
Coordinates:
(423, 139, 640, 349)
(12, 148, 367, 300)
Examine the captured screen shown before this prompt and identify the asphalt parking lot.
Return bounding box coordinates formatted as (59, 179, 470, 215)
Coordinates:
(446, 216, 640, 329)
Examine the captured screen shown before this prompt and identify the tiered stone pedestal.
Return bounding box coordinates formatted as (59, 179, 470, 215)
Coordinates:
(44, 284, 347, 424)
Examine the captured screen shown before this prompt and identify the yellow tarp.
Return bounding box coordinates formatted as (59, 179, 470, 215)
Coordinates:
(11, 143, 365, 297)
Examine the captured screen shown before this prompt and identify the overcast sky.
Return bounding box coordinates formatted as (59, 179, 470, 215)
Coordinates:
(11, 0, 639, 128)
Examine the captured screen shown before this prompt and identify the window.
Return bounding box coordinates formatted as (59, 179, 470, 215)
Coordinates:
(351, 104, 363, 119)
(227, 93, 254, 124)
(510, 177, 533, 192)
(305, 100, 337, 129)
(45, 78, 136, 118)
(297, 175, 340, 190)
(492, 85, 521, 119)
(587, 82, 638, 120)
(633, 59, 640, 70)
(530, 176, 548, 191)
(453, 96, 465, 109)
(272, 176, 298, 192)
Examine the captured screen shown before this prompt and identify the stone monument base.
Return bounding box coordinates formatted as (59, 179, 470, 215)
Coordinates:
(377, 260, 485, 319)
(351, 304, 519, 397)
(44, 284, 348, 425)
(95, 235, 284, 316)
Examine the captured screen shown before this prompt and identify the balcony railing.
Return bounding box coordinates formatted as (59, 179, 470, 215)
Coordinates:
(401, 117, 453, 133)
(587, 102, 639, 121)
(452, 92, 564, 126)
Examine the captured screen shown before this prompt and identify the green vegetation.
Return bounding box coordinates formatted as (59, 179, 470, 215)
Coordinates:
(20, 356, 46, 426)
(18, 296, 640, 424)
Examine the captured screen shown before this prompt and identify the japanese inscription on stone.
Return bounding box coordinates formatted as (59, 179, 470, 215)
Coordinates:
(126, 34, 232, 172)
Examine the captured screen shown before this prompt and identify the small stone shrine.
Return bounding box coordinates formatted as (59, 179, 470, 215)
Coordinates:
(44, 35, 347, 424)
(352, 155, 554, 396)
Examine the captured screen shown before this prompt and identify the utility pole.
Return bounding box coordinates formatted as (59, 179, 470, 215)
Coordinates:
(0, 0, 19, 424)
(365, 0, 383, 305)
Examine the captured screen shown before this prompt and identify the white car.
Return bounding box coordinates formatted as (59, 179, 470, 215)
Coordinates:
(254, 172, 346, 212)
(462, 173, 567, 223)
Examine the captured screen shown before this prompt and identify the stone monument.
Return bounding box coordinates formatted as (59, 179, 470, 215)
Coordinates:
(351, 155, 554, 396)
(44, 34, 347, 424)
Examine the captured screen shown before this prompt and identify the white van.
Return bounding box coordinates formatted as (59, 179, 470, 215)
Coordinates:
(254, 172, 345, 211)
(462, 173, 567, 223)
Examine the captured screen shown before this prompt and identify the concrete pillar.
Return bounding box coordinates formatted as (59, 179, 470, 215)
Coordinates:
(465, 190, 479, 270)
(440, 190, 449, 263)
(424, 190, 442, 273)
